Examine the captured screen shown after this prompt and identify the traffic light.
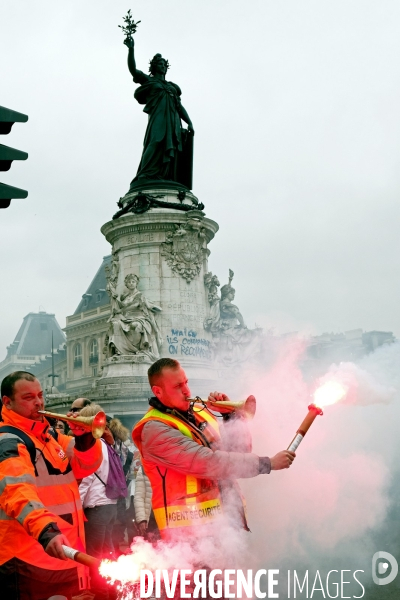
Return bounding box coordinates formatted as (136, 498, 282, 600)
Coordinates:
(0, 105, 28, 209)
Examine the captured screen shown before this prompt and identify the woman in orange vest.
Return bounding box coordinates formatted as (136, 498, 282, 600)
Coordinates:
(133, 358, 296, 541)
(0, 371, 103, 600)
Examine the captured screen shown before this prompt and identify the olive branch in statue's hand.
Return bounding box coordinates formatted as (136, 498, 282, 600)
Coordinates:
(118, 9, 140, 41)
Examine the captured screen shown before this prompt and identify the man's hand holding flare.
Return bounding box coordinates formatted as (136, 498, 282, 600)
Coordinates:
(208, 392, 296, 470)
(46, 534, 71, 560)
(270, 450, 296, 470)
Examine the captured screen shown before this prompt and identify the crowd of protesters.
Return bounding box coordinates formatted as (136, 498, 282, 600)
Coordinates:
(0, 361, 294, 599)
(0, 376, 159, 600)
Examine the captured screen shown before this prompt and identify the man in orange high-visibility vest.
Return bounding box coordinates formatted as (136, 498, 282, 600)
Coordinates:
(0, 371, 103, 600)
(133, 358, 295, 541)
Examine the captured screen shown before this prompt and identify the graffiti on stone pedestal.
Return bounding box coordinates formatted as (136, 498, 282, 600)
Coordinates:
(167, 328, 212, 360)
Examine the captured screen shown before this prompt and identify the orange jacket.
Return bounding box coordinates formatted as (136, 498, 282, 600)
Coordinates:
(0, 409, 102, 580)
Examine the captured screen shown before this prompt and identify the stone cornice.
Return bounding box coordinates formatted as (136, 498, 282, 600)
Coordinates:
(64, 316, 110, 335)
(102, 210, 219, 246)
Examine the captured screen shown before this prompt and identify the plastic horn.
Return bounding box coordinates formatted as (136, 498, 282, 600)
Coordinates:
(187, 395, 256, 419)
(38, 410, 107, 439)
(62, 545, 101, 569)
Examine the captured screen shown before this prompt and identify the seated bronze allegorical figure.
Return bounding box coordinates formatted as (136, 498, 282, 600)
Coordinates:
(124, 35, 194, 190)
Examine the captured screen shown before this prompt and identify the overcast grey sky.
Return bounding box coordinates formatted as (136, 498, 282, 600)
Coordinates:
(1, 0, 400, 360)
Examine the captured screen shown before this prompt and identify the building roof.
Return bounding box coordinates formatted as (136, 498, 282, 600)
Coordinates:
(6, 312, 66, 358)
(74, 255, 112, 314)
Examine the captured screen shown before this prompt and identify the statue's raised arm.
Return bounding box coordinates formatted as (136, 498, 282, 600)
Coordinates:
(124, 37, 149, 85)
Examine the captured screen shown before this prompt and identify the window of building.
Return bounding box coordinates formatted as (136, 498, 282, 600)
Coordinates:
(73, 344, 82, 368)
(82, 293, 92, 310)
(89, 339, 98, 365)
(92, 367, 98, 377)
(95, 289, 105, 303)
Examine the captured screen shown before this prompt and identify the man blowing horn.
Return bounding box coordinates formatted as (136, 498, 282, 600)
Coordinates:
(0, 371, 103, 599)
(132, 358, 295, 540)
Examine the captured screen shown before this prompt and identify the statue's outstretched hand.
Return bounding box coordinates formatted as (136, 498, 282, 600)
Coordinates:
(124, 36, 134, 48)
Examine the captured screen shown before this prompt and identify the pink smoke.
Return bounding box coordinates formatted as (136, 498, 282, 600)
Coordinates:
(238, 339, 393, 566)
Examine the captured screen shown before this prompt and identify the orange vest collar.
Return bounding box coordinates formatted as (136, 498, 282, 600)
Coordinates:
(1, 409, 50, 441)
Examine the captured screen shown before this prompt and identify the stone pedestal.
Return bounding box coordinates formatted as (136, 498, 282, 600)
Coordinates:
(92, 188, 219, 418)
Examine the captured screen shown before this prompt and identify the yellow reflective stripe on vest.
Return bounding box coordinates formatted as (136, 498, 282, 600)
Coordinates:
(34, 455, 76, 487)
(0, 473, 36, 495)
(140, 407, 220, 504)
(154, 497, 222, 530)
(16, 500, 46, 525)
(193, 407, 221, 435)
(141, 408, 193, 437)
(186, 475, 198, 498)
(47, 498, 82, 516)
(135, 406, 224, 532)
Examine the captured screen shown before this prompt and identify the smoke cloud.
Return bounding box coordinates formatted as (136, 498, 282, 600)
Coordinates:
(239, 340, 400, 590)
(315, 360, 396, 406)
(106, 340, 400, 598)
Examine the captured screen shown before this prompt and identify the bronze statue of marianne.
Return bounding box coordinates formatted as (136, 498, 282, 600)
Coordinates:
(124, 36, 195, 191)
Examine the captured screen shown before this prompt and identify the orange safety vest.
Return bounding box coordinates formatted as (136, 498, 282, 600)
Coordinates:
(0, 409, 102, 588)
(133, 406, 224, 538)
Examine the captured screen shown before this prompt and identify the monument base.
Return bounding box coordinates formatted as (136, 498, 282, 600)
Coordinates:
(86, 354, 219, 417)
(117, 186, 202, 215)
(84, 200, 220, 421)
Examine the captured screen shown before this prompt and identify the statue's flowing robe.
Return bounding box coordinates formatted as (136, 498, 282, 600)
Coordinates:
(132, 71, 183, 182)
(109, 290, 161, 361)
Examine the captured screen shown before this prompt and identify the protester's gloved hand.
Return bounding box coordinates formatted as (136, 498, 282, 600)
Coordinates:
(74, 431, 96, 451)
